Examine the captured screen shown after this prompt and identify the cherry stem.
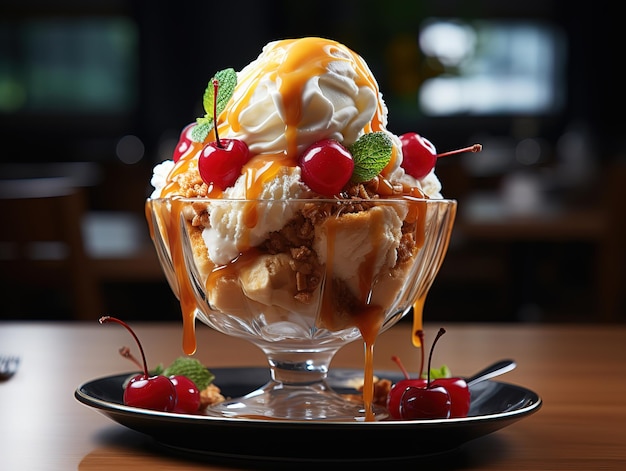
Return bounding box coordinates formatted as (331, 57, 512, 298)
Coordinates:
(212, 78, 223, 149)
(436, 143, 482, 159)
(417, 330, 425, 379)
(119, 346, 143, 371)
(391, 355, 411, 380)
(99, 316, 149, 377)
(426, 327, 447, 388)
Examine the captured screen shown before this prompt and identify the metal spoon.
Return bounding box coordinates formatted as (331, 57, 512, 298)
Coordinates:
(465, 359, 516, 386)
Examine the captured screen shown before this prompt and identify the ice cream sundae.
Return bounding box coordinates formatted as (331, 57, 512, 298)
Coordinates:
(146, 37, 461, 420)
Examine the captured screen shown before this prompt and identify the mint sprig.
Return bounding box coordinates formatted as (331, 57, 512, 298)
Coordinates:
(190, 68, 237, 143)
(348, 132, 393, 183)
(162, 356, 216, 391)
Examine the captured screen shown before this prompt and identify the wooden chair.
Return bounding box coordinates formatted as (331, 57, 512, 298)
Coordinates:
(0, 177, 104, 320)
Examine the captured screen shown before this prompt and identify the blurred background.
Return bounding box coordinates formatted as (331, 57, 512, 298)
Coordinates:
(1, 0, 624, 323)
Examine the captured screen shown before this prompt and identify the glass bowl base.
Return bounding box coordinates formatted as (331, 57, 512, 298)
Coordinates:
(204, 380, 388, 422)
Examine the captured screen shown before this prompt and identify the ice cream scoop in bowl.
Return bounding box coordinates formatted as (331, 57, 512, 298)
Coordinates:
(146, 195, 456, 421)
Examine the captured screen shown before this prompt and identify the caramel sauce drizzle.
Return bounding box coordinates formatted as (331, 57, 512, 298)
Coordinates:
(170, 199, 199, 355)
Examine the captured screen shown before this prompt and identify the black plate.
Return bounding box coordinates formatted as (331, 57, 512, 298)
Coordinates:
(75, 367, 541, 462)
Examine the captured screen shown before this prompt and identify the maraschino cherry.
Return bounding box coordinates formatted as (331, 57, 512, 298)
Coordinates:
(400, 132, 482, 179)
(388, 328, 470, 419)
(198, 78, 250, 190)
(299, 138, 354, 196)
(399, 328, 451, 419)
(169, 375, 201, 413)
(118, 345, 201, 414)
(172, 122, 196, 163)
(100, 316, 177, 411)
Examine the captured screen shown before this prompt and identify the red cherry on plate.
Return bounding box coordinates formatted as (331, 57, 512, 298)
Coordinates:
(299, 138, 354, 196)
(99, 316, 177, 412)
(388, 327, 469, 420)
(124, 374, 176, 411)
(395, 327, 451, 420)
(389, 377, 469, 419)
(169, 375, 201, 413)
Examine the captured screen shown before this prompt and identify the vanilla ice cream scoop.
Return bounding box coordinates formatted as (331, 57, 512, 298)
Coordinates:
(220, 37, 385, 159)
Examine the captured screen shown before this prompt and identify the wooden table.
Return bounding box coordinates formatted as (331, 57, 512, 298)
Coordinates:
(1, 321, 625, 470)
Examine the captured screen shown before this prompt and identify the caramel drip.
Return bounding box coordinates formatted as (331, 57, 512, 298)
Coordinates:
(362, 338, 376, 421)
(412, 295, 426, 348)
(409, 197, 429, 348)
(169, 199, 198, 355)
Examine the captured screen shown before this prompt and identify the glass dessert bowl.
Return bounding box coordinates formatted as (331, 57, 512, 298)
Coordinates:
(146, 196, 456, 421)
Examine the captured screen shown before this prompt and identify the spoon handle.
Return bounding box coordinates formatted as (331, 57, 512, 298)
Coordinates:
(465, 359, 516, 386)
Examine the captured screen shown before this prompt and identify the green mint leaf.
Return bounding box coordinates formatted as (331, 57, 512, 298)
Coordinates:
(163, 356, 215, 391)
(348, 132, 393, 183)
(192, 68, 237, 143)
(191, 117, 213, 142)
(202, 68, 237, 119)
